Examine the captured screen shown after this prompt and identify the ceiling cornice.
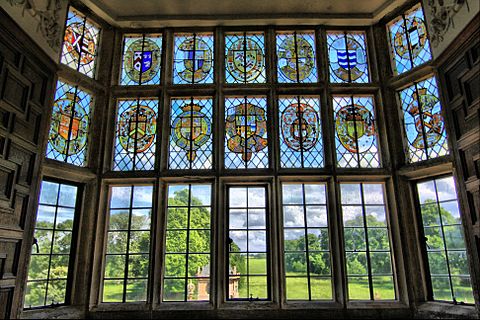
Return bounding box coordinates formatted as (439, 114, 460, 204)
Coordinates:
(78, 0, 409, 28)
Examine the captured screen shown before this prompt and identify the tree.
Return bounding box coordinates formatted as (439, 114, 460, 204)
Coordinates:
(163, 189, 211, 299)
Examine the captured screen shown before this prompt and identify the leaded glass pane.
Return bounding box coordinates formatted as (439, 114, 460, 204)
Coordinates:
(341, 183, 395, 301)
(282, 183, 332, 301)
(103, 185, 153, 303)
(327, 31, 369, 83)
(279, 96, 323, 168)
(60, 7, 100, 78)
(173, 33, 214, 84)
(163, 184, 212, 302)
(169, 97, 213, 170)
(120, 34, 162, 85)
(24, 181, 78, 308)
(113, 99, 158, 171)
(225, 96, 268, 169)
(387, 4, 432, 75)
(417, 177, 474, 304)
(46, 81, 92, 167)
(228, 186, 269, 300)
(333, 96, 380, 168)
(276, 31, 317, 83)
(399, 76, 448, 163)
(225, 32, 266, 84)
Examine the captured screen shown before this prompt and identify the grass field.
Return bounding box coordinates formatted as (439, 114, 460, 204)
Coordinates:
(102, 257, 474, 303)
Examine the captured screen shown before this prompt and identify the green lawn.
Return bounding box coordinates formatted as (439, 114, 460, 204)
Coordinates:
(102, 257, 475, 304)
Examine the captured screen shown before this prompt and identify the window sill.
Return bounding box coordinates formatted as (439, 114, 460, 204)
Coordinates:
(415, 301, 478, 319)
(21, 305, 85, 319)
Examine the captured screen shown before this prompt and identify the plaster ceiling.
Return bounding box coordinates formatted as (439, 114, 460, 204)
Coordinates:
(79, 0, 410, 28)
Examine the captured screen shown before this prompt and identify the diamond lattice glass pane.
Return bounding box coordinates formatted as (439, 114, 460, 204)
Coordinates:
(225, 32, 266, 84)
(60, 7, 100, 78)
(333, 96, 380, 168)
(120, 34, 162, 85)
(113, 99, 158, 171)
(225, 96, 268, 169)
(276, 31, 317, 83)
(169, 97, 213, 170)
(279, 96, 323, 168)
(399, 76, 448, 163)
(173, 33, 214, 84)
(328, 31, 369, 83)
(46, 81, 92, 167)
(387, 4, 431, 75)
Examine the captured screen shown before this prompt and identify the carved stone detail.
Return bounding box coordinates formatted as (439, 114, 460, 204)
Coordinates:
(7, 0, 63, 49)
(427, 0, 469, 47)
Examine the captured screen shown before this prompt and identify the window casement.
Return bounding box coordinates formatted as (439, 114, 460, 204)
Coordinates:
(415, 176, 474, 304)
(226, 185, 271, 301)
(339, 183, 396, 301)
(24, 180, 81, 309)
(162, 184, 213, 302)
(101, 185, 154, 303)
(281, 183, 332, 301)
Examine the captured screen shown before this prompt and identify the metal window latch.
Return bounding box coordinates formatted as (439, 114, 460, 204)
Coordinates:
(248, 294, 259, 302)
(32, 237, 39, 253)
(423, 236, 431, 249)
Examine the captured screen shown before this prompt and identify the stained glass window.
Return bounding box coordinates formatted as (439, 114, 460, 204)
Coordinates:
(416, 176, 474, 304)
(387, 4, 432, 75)
(163, 184, 212, 302)
(120, 34, 162, 85)
(333, 96, 380, 168)
(282, 183, 332, 300)
(169, 97, 213, 170)
(113, 99, 158, 171)
(225, 96, 268, 169)
(399, 76, 448, 163)
(225, 32, 266, 84)
(327, 31, 369, 83)
(341, 183, 395, 300)
(276, 31, 317, 83)
(24, 181, 79, 308)
(60, 7, 100, 78)
(103, 185, 153, 302)
(46, 81, 92, 167)
(228, 186, 269, 300)
(173, 33, 214, 84)
(279, 96, 323, 168)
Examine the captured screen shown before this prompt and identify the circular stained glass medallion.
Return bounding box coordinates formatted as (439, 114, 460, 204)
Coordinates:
(394, 17, 428, 60)
(226, 37, 264, 82)
(176, 37, 213, 83)
(407, 89, 444, 150)
(172, 103, 211, 162)
(63, 22, 96, 66)
(336, 104, 375, 153)
(330, 36, 368, 82)
(124, 38, 161, 83)
(225, 103, 267, 161)
(278, 36, 315, 82)
(49, 93, 89, 156)
(118, 104, 157, 153)
(281, 103, 320, 151)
